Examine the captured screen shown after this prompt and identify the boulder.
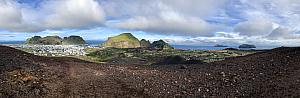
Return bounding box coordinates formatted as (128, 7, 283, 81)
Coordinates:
(157, 55, 186, 65)
(140, 39, 151, 48)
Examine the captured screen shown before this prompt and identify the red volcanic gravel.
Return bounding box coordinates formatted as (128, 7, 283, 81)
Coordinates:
(0, 45, 299, 97)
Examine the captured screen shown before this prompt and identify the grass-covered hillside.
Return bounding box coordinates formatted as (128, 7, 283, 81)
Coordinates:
(101, 33, 141, 48)
(62, 36, 86, 45)
(25, 36, 86, 45)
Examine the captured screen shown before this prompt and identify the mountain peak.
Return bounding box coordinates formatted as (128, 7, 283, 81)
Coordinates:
(102, 33, 141, 48)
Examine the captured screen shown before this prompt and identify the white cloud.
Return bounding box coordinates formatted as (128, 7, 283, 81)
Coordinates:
(42, 0, 105, 29)
(0, 0, 21, 25)
(267, 27, 300, 40)
(102, 0, 227, 18)
(1, 0, 300, 47)
(0, 0, 43, 32)
(233, 0, 300, 30)
(108, 12, 225, 37)
(160, 0, 228, 17)
(105, 0, 228, 36)
(234, 18, 274, 36)
(0, 0, 105, 32)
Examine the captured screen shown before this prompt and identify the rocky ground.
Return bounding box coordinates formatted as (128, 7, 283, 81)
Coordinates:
(0, 45, 299, 97)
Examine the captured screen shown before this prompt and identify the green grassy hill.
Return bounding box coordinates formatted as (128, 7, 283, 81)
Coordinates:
(101, 33, 141, 48)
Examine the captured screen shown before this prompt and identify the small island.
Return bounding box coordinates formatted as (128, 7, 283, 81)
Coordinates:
(214, 44, 228, 47)
(239, 44, 256, 48)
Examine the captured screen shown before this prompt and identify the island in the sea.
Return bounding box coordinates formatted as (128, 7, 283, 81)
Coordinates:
(239, 44, 256, 48)
(214, 44, 228, 47)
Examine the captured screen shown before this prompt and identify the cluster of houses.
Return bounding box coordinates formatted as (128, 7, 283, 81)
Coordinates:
(8, 45, 92, 57)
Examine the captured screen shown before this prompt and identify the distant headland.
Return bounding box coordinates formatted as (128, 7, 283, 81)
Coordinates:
(25, 35, 86, 45)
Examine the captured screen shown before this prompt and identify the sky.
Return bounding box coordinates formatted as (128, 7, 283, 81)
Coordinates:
(1, 0, 300, 47)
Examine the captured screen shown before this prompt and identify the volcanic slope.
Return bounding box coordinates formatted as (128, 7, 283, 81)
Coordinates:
(0, 45, 300, 97)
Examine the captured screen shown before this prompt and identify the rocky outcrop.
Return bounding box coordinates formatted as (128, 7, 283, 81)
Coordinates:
(101, 33, 141, 48)
(39, 36, 63, 45)
(62, 36, 86, 45)
(25, 36, 42, 44)
(239, 44, 256, 48)
(150, 40, 174, 50)
(140, 39, 151, 48)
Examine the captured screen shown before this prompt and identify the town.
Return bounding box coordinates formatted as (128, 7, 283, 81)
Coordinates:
(6, 44, 93, 57)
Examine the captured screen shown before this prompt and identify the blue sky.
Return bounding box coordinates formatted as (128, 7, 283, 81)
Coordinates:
(1, 0, 300, 46)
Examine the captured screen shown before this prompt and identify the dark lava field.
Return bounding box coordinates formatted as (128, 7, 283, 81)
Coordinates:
(0, 45, 299, 97)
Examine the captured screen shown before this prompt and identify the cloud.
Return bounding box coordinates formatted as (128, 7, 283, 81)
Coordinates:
(1, 0, 300, 46)
(234, 18, 274, 36)
(0, 0, 105, 32)
(0, 0, 43, 32)
(160, 0, 228, 17)
(0, 34, 16, 37)
(267, 27, 300, 40)
(102, 0, 227, 18)
(42, 0, 105, 29)
(230, 0, 300, 29)
(105, 0, 228, 36)
(108, 13, 225, 37)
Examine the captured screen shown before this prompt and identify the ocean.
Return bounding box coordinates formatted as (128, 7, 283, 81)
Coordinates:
(0, 40, 275, 50)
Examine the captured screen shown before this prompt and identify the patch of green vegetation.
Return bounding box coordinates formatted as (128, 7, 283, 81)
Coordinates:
(25, 36, 42, 44)
(39, 36, 63, 45)
(86, 48, 127, 62)
(85, 48, 258, 65)
(25, 35, 86, 45)
(101, 33, 141, 48)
